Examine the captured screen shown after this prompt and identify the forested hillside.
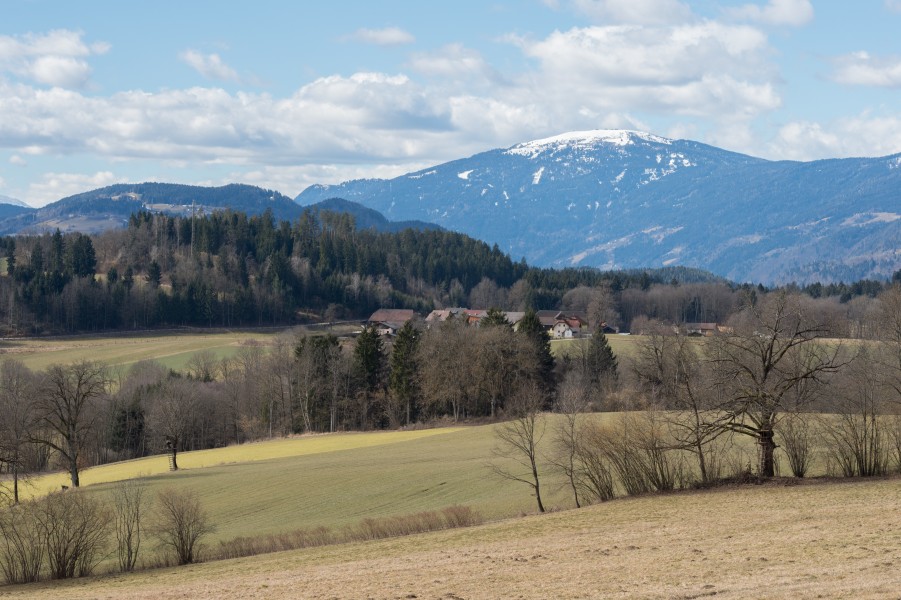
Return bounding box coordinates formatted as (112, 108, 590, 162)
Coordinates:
(0, 206, 895, 336)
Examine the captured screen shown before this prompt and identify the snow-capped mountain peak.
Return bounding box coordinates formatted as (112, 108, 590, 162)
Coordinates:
(505, 129, 673, 159)
(0, 194, 30, 208)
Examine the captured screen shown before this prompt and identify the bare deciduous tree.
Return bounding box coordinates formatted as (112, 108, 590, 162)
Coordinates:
(35, 361, 109, 488)
(632, 327, 723, 484)
(708, 292, 845, 478)
(0, 360, 39, 503)
(490, 384, 547, 513)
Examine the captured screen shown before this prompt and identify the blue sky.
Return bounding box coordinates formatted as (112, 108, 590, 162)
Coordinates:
(2, 0, 901, 206)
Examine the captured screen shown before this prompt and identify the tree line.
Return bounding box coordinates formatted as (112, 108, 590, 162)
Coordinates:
(1, 207, 897, 336)
(493, 287, 901, 513)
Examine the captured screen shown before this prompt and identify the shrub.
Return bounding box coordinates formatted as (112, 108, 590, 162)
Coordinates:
(34, 491, 110, 579)
(0, 501, 44, 584)
(151, 488, 214, 565)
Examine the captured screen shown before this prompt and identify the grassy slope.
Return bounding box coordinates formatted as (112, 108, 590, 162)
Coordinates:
(0, 330, 281, 372)
(7, 476, 900, 599)
(24, 424, 575, 541)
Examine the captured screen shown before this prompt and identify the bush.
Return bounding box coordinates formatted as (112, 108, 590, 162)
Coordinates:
(151, 488, 214, 565)
(777, 414, 815, 478)
(34, 491, 110, 579)
(0, 502, 44, 584)
(112, 479, 150, 572)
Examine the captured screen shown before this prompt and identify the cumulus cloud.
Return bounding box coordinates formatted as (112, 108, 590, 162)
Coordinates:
(0, 19, 793, 197)
(571, 0, 692, 25)
(831, 51, 901, 88)
(771, 116, 901, 160)
(27, 171, 126, 206)
(180, 50, 240, 82)
(510, 23, 778, 127)
(0, 29, 106, 88)
(9, 155, 27, 166)
(345, 27, 415, 46)
(727, 0, 814, 27)
(407, 44, 498, 84)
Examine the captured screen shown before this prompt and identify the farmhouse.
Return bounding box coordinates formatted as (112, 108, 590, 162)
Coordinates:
(536, 310, 590, 338)
(367, 308, 416, 336)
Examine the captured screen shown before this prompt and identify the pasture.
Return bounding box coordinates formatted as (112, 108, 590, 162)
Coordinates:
(20, 423, 575, 542)
(551, 332, 641, 360)
(5, 472, 899, 599)
(0, 325, 366, 372)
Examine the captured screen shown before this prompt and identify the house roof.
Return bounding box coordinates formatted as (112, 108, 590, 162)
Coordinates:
(368, 309, 415, 324)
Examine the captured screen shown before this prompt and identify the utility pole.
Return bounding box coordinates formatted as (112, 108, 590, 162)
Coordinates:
(191, 200, 196, 258)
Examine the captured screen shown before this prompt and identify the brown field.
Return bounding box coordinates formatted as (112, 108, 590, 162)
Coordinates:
(4, 476, 899, 599)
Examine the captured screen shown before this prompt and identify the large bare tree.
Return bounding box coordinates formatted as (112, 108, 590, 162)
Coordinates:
(36, 361, 109, 488)
(708, 292, 845, 478)
(0, 359, 39, 503)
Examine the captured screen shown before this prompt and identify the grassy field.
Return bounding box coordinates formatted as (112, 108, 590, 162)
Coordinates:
(19, 423, 577, 543)
(5, 475, 899, 599)
(0, 329, 290, 372)
(551, 333, 641, 360)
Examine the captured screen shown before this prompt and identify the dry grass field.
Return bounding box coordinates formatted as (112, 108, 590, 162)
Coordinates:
(4, 476, 899, 599)
(0, 329, 282, 372)
(551, 333, 641, 360)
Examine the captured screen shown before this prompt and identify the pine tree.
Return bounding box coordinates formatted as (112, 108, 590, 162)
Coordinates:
(586, 328, 618, 391)
(482, 307, 511, 327)
(354, 325, 385, 428)
(518, 308, 556, 395)
(389, 321, 420, 425)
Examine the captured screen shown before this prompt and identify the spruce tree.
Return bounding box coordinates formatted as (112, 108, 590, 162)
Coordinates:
(586, 328, 618, 390)
(389, 321, 420, 425)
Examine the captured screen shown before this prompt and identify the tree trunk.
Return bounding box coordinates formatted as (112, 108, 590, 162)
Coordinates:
(531, 455, 545, 513)
(70, 460, 80, 488)
(758, 429, 776, 478)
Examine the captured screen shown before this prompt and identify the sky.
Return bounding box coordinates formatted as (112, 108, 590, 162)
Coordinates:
(2, 0, 901, 207)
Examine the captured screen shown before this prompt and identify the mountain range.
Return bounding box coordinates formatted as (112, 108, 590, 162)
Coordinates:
(0, 182, 437, 238)
(296, 130, 901, 284)
(2, 131, 899, 284)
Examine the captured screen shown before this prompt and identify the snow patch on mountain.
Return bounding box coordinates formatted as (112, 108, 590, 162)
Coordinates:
(532, 167, 545, 185)
(505, 130, 672, 159)
(842, 212, 901, 226)
(642, 226, 684, 243)
(457, 170, 473, 180)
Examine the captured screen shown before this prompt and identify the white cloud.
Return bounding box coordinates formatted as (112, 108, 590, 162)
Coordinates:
(407, 44, 496, 82)
(345, 27, 415, 46)
(886, 0, 901, 13)
(728, 0, 814, 27)
(180, 50, 240, 83)
(831, 51, 901, 88)
(0, 29, 106, 88)
(232, 162, 433, 198)
(572, 0, 692, 25)
(771, 116, 901, 160)
(0, 21, 790, 194)
(27, 171, 126, 206)
(9, 155, 26, 166)
(511, 23, 778, 128)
